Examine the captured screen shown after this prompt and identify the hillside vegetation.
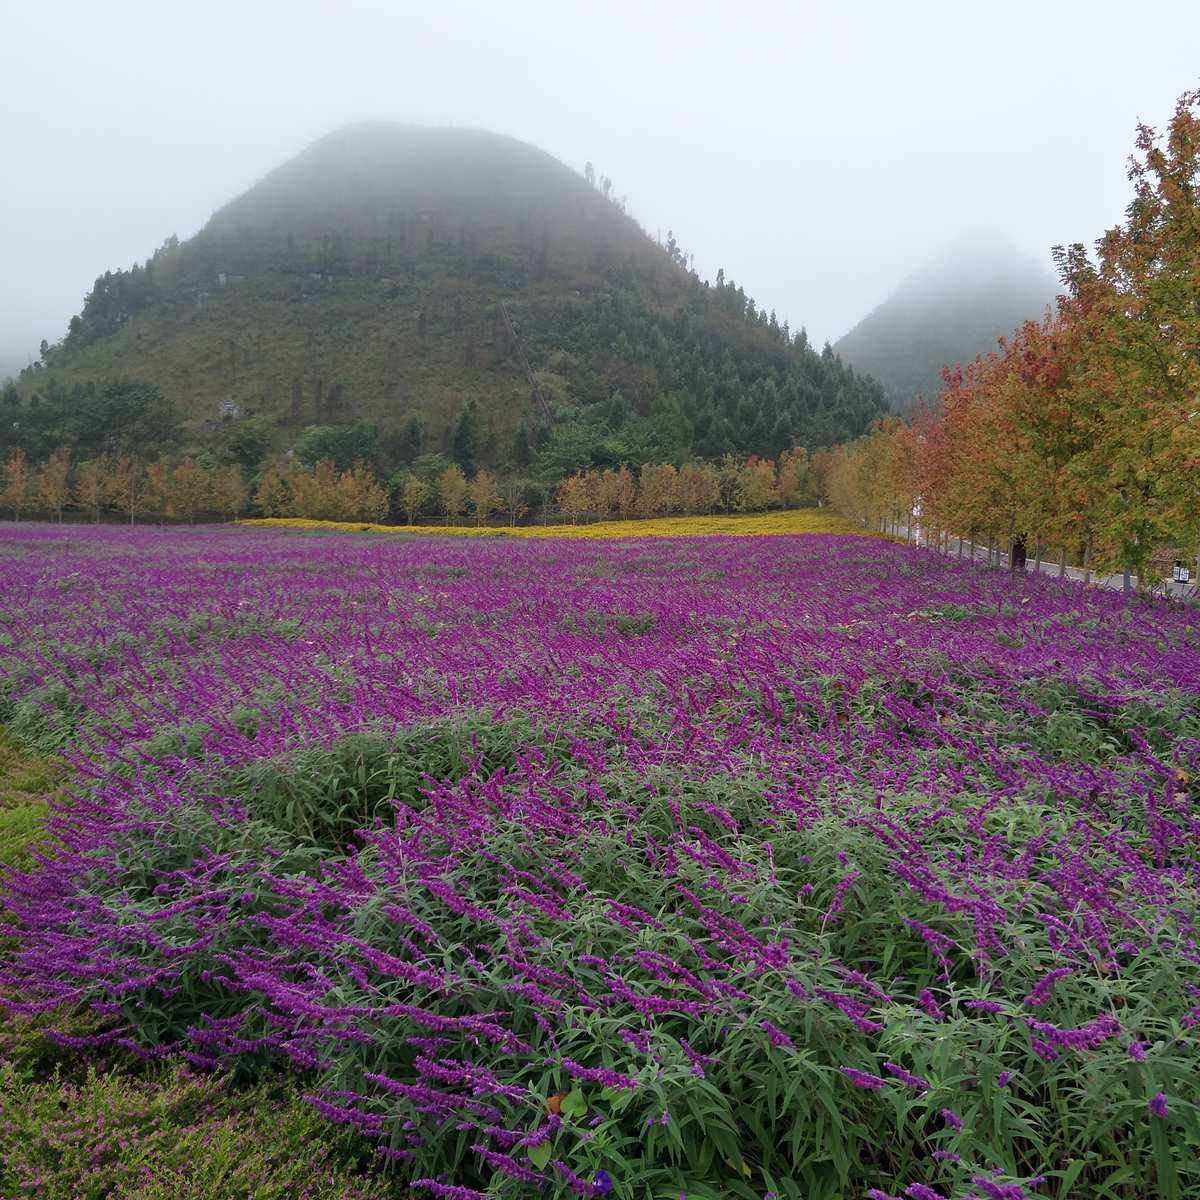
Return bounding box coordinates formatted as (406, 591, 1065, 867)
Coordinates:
(13, 124, 885, 480)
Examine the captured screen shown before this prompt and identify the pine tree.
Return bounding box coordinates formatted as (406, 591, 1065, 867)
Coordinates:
(451, 401, 478, 476)
(397, 415, 424, 462)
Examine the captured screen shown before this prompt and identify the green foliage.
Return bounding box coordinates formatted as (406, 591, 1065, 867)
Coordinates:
(224, 716, 551, 851)
(1, 377, 180, 462)
(294, 420, 381, 470)
(580, 610, 657, 636)
(381, 414, 424, 466)
(0, 682, 88, 754)
(220, 416, 274, 472)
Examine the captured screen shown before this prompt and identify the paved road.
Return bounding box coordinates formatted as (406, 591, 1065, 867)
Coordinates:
(909, 531, 1198, 601)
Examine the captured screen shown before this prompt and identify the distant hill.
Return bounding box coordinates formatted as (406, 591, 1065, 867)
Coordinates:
(834, 234, 1057, 411)
(14, 123, 885, 474)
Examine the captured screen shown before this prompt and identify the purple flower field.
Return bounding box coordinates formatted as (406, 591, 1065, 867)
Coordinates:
(1, 524, 1199, 1198)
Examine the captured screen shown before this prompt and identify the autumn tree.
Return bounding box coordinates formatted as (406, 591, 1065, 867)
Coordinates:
(716, 456, 744, 513)
(734, 458, 779, 512)
(211, 465, 249, 521)
(776, 448, 812, 508)
(2, 449, 30, 520)
(34, 448, 71, 522)
(437, 464, 468, 525)
(289, 461, 339, 519)
(168, 458, 211, 523)
(335, 461, 389, 522)
(677, 462, 721, 514)
(612, 466, 637, 519)
(469, 468, 501, 525)
(592, 469, 620, 521)
(556, 472, 589, 524)
(499, 476, 528, 526)
(255, 462, 293, 517)
(104, 456, 148, 524)
(1053, 88, 1200, 579)
(397, 474, 428, 524)
(74, 457, 108, 522)
(144, 460, 172, 524)
(637, 463, 679, 517)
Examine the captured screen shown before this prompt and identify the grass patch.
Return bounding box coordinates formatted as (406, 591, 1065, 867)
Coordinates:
(0, 729, 66, 871)
(0, 1062, 398, 1200)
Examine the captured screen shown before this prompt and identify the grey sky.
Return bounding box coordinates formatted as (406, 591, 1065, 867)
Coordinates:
(2, 0, 1198, 376)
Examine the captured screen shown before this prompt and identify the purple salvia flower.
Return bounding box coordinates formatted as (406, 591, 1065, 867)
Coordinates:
(840, 1068, 888, 1090)
(905, 1185, 951, 1200)
(761, 1020, 795, 1049)
(1022, 967, 1073, 1008)
(884, 1062, 930, 1092)
(917, 989, 945, 1021)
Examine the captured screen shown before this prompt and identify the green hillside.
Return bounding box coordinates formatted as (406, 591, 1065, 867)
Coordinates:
(13, 123, 885, 474)
(834, 233, 1057, 411)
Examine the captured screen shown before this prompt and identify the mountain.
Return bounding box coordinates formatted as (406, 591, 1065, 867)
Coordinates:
(834, 234, 1058, 411)
(13, 123, 885, 475)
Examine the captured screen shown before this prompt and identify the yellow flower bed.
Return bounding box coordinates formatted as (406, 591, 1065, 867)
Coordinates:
(239, 510, 870, 540)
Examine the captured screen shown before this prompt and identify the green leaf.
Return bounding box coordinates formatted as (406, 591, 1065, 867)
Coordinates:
(527, 1140, 552, 1170)
(561, 1087, 588, 1119)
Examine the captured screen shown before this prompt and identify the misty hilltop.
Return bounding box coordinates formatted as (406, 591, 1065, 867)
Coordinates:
(19, 123, 886, 474)
(834, 233, 1058, 410)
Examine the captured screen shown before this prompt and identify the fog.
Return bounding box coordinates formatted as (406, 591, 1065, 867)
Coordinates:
(2, 0, 1198, 377)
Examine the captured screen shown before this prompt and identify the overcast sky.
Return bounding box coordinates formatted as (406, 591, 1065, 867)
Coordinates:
(2, 0, 1198, 376)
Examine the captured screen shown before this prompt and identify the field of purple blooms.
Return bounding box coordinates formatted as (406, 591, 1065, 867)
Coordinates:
(1, 523, 1199, 1199)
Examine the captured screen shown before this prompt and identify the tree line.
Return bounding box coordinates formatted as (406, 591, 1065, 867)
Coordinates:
(1, 448, 248, 524)
(553, 450, 813, 522)
(258, 448, 816, 526)
(2, 445, 820, 528)
(821, 89, 1200, 586)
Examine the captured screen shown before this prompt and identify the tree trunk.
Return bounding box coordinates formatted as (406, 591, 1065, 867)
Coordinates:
(1122, 566, 1133, 595)
(1059, 546, 1067, 578)
(1010, 535, 1027, 572)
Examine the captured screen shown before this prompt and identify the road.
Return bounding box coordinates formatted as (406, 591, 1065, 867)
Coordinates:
(908, 530, 1199, 601)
